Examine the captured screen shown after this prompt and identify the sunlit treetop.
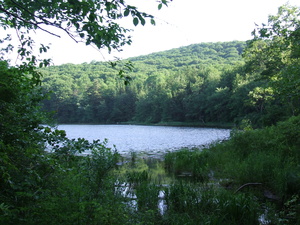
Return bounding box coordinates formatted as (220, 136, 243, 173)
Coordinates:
(244, 4, 300, 75)
(243, 4, 300, 113)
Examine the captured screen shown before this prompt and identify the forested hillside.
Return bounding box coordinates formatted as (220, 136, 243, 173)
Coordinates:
(41, 40, 293, 127)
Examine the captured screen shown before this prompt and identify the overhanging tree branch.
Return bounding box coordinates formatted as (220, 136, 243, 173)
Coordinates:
(0, 0, 171, 68)
(7, 0, 83, 43)
(0, 6, 61, 38)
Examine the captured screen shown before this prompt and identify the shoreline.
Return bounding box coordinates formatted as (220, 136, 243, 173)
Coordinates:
(52, 121, 235, 129)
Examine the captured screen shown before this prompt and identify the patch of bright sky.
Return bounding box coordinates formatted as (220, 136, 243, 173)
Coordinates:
(3, 0, 300, 65)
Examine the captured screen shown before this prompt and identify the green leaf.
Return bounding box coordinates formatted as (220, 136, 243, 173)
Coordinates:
(151, 18, 156, 25)
(124, 9, 130, 17)
(158, 3, 162, 10)
(133, 17, 139, 26)
(74, 22, 80, 29)
(137, 14, 146, 26)
(89, 13, 96, 22)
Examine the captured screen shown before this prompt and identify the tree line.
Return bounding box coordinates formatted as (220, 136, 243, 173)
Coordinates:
(41, 38, 297, 127)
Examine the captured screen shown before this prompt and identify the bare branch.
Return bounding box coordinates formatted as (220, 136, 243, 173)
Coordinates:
(10, 0, 53, 26)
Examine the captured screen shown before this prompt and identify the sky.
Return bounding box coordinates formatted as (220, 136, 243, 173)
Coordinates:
(3, 0, 300, 65)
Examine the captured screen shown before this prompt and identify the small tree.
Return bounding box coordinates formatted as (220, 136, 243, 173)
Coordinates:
(244, 4, 300, 116)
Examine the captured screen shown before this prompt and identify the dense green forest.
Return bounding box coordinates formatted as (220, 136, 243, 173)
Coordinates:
(41, 40, 295, 127)
(1, 1, 300, 224)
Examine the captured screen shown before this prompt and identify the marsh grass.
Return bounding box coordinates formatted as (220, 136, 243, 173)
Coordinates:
(115, 149, 264, 224)
(164, 148, 210, 182)
(163, 183, 260, 225)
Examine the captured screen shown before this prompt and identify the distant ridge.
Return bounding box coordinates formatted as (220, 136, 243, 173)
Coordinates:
(54, 40, 246, 68)
(123, 40, 246, 73)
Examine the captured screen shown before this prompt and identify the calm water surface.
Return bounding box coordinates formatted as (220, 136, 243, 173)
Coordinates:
(58, 125, 231, 156)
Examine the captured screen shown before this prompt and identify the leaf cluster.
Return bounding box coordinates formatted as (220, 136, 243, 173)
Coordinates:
(0, 0, 170, 67)
(245, 4, 300, 108)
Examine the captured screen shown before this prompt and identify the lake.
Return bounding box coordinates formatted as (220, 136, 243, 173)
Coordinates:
(58, 125, 231, 156)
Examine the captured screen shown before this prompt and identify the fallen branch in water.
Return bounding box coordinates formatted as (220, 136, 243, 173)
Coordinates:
(234, 183, 262, 193)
